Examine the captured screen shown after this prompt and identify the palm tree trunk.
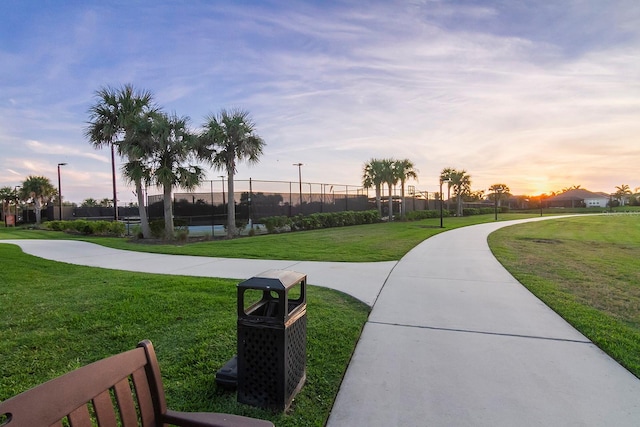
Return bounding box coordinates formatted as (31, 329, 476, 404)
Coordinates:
(34, 198, 42, 225)
(375, 184, 382, 218)
(163, 185, 174, 240)
(400, 179, 406, 217)
(226, 174, 235, 238)
(134, 180, 151, 239)
(388, 183, 393, 221)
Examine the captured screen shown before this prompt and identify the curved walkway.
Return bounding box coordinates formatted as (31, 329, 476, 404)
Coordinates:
(3, 217, 640, 425)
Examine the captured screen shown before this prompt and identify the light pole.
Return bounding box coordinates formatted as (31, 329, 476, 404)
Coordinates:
(494, 188, 503, 221)
(440, 178, 450, 228)
(293, 163, 303, 210)
(57, 163, 67, 220)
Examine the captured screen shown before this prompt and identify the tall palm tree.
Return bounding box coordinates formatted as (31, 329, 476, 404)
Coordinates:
(614, 184, 632, 206)
(145, 112, 204, 239)
(19, 176, 57, 225)
(86, 84, 156, 238)
(394, 159, 418, 217)
(379, 158, 397, 221)
(1, 186, 16, 223)
(449, 169, 471, 216)
(362, 158, 385, 218)
(198, 109, 265, 238)
(488, 183, 510, 207)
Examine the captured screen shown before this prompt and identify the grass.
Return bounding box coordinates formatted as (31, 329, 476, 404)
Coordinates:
(488, 214, 640, 378)
(0, 243, 369, 426)
(1, 213, 543, 262)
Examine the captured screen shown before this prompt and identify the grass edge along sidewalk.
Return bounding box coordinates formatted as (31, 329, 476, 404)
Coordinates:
(489, 214, 640, 379)
(1, 213, 544, 262)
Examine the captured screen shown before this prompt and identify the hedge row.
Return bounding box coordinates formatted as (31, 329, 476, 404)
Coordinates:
(263, 210, 380, 233)
(405, 209, 449, 220)
(462, 207, 509, 216)
(45, 220, 125, 236)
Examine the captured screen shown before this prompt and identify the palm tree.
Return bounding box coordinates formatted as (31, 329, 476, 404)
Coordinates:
(488, 183, 511, 207)
(362, 158, 385, 218)
(81, 198, 99, 207)
(614, 184, 632, 206)
(20, 176, 57, 224)
(379, 158, 397, 221)
(86, 84, 156, 238)
(198, 109, 265, 238)
(449, 169, 471, 216)
(1, 186, 16, 223)
(145, 112, 204, 239)
(394, 159, 418, 217)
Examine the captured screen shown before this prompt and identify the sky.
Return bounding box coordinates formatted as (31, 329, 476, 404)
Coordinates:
(1, 0, 639, 204)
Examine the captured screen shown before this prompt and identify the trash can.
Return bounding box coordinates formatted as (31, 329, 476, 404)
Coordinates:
(237, 269, 307, 411)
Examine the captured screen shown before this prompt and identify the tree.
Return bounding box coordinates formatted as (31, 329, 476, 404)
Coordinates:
(488, 183, 511, 206)
(86, 84, 156, 238)
(20, 176, 57, 224)
(362, 158, 386, 218)
(394, 159, 418, 217)
(614, 184, 632, 206)
(1, 186, 17, 222)
(145, 112, 204, 239)
(198, 109, 265, 238)
(81, 198, 99, 207)
(380, 158, 397, 220)
(448, 169, 471, 216)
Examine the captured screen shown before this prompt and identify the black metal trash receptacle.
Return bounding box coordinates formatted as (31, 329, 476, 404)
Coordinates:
(237, 269, 307, 411)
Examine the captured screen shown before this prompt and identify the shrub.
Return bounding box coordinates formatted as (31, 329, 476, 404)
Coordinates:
(44, 220, 125, 236)
(406, 210, 446, 220)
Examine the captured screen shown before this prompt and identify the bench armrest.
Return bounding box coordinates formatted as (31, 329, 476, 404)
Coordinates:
(161, 409, 274, 427)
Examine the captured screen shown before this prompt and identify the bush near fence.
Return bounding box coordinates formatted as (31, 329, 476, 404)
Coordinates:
(462, 207, 509, 216)
(45, 220, 125, 236)
(263, 210, 380, 233)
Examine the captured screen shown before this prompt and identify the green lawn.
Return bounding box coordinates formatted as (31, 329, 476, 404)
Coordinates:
(0, 243, 369, 426)
(1, 213, 542, 262)
(489, 214, 640, 378)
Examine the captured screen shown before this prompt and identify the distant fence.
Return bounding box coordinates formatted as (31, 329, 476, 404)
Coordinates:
(147, 179, 439, 225)
(22, 180, 441, 225)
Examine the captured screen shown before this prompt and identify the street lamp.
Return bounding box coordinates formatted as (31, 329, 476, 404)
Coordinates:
(293, 163, 303, 209)
(494, 188, 503, 221)
(439, 178, 450, 228)
(57, 163, 67, 220)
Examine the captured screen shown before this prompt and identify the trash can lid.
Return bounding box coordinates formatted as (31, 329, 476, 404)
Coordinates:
(237, 269, 306, 291)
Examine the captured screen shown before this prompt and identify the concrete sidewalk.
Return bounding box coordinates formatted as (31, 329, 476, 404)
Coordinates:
(327, 219, 640, 426)
(3, 217, 640, 425)
(0, 239, 394, 307)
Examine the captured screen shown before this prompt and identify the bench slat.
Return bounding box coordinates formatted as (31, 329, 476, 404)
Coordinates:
(67, 404, 92, 427)
(132, 366, 156, 426)
(93, 389, 118, 426)
(113, 378, 138, 427)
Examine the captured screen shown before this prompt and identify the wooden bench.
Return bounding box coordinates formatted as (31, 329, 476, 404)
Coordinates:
(0, 340, 273, 427)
